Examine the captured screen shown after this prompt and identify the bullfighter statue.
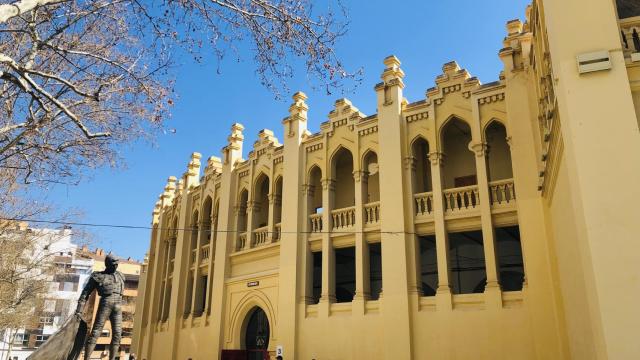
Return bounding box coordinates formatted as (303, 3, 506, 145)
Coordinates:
(76, 253, 125, 360)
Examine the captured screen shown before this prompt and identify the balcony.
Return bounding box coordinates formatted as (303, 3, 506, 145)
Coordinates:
(620, 16, 640, 61)
(414, 192, 434, 218)
(190, 249, 197, 265)
(363, 201, 380, 227)
(200, 244, 210, 264)
(274, 223, 281, 241)
(236, 232, 247, 251)
(253, 226, 270, 247)
(309, 213, 323, 234)
(443, 185, 480, 215)
(331, 206, 356, 231)
(489, 179, 516, 209)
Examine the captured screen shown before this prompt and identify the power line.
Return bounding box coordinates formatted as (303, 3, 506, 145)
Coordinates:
(0, 217, 413, 236)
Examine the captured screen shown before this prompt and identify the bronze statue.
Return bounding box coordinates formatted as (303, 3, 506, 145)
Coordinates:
(76, 254, 126, 360)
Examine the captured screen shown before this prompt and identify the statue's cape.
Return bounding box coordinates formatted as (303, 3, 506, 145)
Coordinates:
(27, 315, 87, 360)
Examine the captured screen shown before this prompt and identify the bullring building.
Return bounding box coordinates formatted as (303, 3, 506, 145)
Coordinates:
(132, 1, 640, 359)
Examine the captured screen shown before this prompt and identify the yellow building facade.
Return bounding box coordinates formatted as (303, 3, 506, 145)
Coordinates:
(132, 1, 640, 359)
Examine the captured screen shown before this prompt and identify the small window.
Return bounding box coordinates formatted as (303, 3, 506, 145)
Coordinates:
(418, 235, 438, 296)
(334, 247, 356, 303)
(311, 251, 322, 304)
(495, 226, 525, 291)
(369, 243, 382, 300)
(449, 230, 487, 294)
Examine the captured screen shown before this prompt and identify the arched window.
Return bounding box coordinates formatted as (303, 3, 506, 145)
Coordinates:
(190, 211, 199, 254)
(273, 176, 283, 225)
(237, 189, 249, 233)
(253, 174, 270, 229)
(441, 118, 476, 189)
(485, 121, 513, 182)
(331, 147, 355, 209)
(308, 166, 323, 214)
(363, 151, 380, 203)
(411, 138, 432, 193)
(201, 197, 213, 245)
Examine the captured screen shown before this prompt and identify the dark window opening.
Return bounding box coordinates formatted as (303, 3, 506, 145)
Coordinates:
(419, 235, 438, 296)
(495, 226, 525, 291)
(617, 0, 640, 19)
(334, 247, 355, 303)
(369, 243, 382, 300)
(311, 251, 322, 304)
(449, 230, 487, 294)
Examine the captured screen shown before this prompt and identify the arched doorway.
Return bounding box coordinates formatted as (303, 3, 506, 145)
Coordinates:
(244, 307, 270, 360)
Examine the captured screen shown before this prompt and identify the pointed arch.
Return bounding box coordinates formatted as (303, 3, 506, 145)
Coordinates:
(252, 173, 270, 229)
(362, 150, 380, 203)
(441, 116, 477, 189)
(411, 136, 432, 193)
(273, 176, 283, 226)
(237, 189, 249, 233)
(484, 120, 513, 181)
(228, 291, 277, 350)
(438, 114, 473, 146)
(307, 165, 323, 215)
(330, 146, 355, 209)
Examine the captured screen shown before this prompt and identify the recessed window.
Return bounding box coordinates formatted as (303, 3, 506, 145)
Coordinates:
(311, 251, 322, 304)
(448, 230, 487, 294)
(418, 235, 438, 296)
(334, 247, 355, 303)
(369, 243, 382, 300)
(495, 226, 525, 291)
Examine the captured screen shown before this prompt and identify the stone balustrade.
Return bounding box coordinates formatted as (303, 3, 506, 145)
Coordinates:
(443, 185, 480, 213)
(200, 245, 210, 262)
(620, 16, 640, 60)
(237, 232, 247, 251)
(489, 179, 516, 206)
(253, 226, 270, 247)
(274, 223, 281, 241)
(309, 213, 323, 233)
(364, 202, 380, 226)
(332, 206, 356, 230)
(414, 192, 434, 216)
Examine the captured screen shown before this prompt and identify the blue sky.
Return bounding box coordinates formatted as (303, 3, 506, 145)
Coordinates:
(47, 0, 530, 260)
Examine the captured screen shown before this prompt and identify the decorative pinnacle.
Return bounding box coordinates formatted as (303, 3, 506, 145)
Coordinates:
(381, 55, 404, 82)
(383, 55, 401, 69)
(506, 19, 523, 35)
(293, 91, 307, 102)
(228, 123, 244, 145)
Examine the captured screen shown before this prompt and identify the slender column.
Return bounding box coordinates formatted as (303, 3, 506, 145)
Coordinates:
(302, 184, 315, 303)
(470, 142, 500, 295)
(353, 170, 369, 314)
(429, 152, 451, 297)
(190, 220, 202, 316)
(244, 201, 256, 250)
(267, 193, 276, 243)
(404, 156, 422, 297)
(205, 212, 216, 315)
(320, 178, 336, 310)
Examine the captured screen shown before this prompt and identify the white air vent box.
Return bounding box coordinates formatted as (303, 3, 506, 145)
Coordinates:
(577, 51, 611, 74)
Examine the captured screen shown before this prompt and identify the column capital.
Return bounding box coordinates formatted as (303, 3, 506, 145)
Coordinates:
(469, 142, 489, 157)
(428, 152, 445, 166)
(301, 184, 315, 197)
(404, 156, 416, 171)
(321, 178, 335, 191)
(246, 201, 259, 212)
(352, 170, 367, 183)
(233, 205, 245, 216)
